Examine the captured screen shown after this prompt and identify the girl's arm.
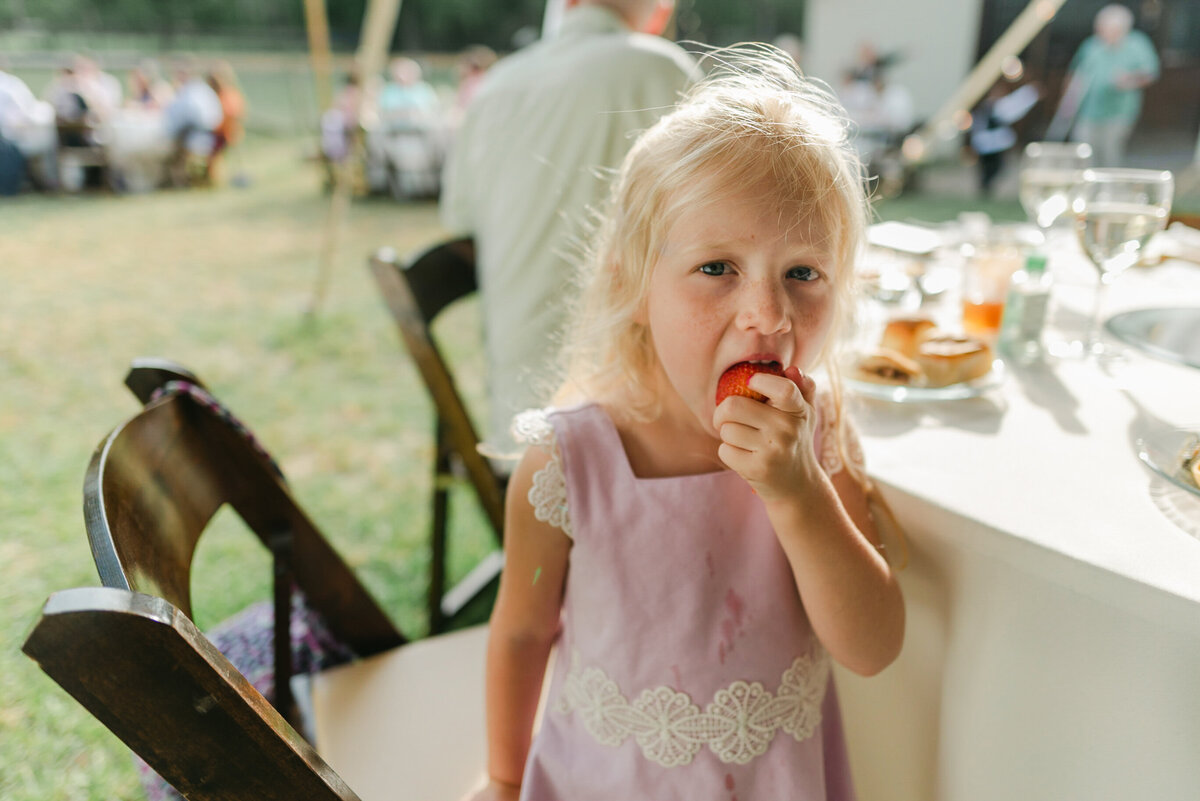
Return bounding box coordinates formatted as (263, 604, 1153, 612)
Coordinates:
(714, 371, 904, 677)
(475, 446, 571, 795)
(763, 461, 905, 677)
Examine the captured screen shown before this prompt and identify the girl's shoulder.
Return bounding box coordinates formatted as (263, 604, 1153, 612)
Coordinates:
(512, 402, 617, 448)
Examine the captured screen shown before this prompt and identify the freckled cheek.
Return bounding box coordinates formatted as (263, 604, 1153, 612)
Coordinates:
(794, 299, 836, 364)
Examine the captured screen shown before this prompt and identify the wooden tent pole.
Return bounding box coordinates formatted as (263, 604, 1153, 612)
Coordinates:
(902, 0, 1066, 163)
(308, 0, 403, 316)
(302, 0, 333, 114)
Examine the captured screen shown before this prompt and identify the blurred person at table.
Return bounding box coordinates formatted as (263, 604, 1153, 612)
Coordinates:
(449, 44, 498, 128)
(0, 66, 57, 192)
(163, 58, 224, 185)
(1063, 3, 1158, 168)
(59, 54, 122, 125)
(320, 68, 367, 171)
(127, 59, 174, 110)
(839, 42, 913, 180)
(440, 0, 699, 454)
(969, 81, 1039, 196)
(44, 65, 91, 143)
(371, 56, 445, 196)
(206, 60, 246, 184)
(379, 56, 440, 124)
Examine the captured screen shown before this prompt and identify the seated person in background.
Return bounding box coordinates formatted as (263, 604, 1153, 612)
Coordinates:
(969, 81, 1039, 196)
(73, 55, 122, 123)
(127, 59, 174, 110)
(163, 59, 224, 185)
(449, 44, 497, 128)
(0, 67, 57, 192)
(206, 60, 246, 182)
(440, 0, 699, 454)
(44, 66, 91, 143)
(839, 42, 914, 171)
(371, 56, 445, 197)
(378, 56, 440, 129)
(320, 70, 361, 164)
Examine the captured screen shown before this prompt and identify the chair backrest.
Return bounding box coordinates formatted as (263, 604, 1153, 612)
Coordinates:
(369, 240, 506, 631)
(123, 355, 205, 403)
(22, 586, 362, 801)
(368, 239, 504, 534)
(83, 361, 405, 721)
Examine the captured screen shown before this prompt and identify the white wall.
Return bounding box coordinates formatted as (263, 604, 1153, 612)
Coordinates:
(804, 0, 984, 122)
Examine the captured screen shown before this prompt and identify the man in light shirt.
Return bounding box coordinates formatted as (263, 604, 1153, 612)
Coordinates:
(440, 0, 699, 454)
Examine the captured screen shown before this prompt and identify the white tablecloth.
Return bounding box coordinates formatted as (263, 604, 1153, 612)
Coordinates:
(836, 241, 1200, 801)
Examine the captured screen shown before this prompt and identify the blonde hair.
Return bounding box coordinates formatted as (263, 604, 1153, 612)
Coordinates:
(560, 45, 865, 408)
(555, 44, 904, 565)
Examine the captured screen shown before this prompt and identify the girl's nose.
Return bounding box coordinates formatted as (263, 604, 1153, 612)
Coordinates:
(736, 281, 791, 334)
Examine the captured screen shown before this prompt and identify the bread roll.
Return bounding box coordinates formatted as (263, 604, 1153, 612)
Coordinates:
(852, 348, 924, 386)
(1180, 434, 1200, 489)
(881, 316, 938, 359)
(915, 334, 994, 387)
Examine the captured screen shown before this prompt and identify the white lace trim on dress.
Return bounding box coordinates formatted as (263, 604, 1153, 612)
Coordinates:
(555, 646, 830, 767)
(513, 409, 573, 538)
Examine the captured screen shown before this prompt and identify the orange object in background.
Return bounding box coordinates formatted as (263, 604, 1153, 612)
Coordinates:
(962, 298, 1006, 338)
(961, 232, 1024, 341)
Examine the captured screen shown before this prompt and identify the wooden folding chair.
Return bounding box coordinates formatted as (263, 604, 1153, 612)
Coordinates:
(82, 360, 404, 727)
(22, 360, 493, 801)
(369, 239, 507, 633)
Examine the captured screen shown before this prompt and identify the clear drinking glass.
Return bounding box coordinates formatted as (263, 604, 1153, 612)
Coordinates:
(1019, 141, 1094, 242)
(1073, 167, 1174, 358)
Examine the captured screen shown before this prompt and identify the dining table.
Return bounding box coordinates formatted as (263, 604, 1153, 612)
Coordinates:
(834, 220, 1200, 801)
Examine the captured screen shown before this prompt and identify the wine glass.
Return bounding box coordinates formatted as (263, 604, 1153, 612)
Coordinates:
(1073, 167, 1174, 358)
(1019, 141, 1093, 244)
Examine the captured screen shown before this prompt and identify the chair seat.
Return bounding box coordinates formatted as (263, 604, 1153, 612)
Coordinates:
(311, 626, 555, 801)
(311, 625, 490, 801)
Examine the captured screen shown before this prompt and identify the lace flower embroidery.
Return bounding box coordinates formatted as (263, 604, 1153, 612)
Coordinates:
(513, 409, 572, 538)
(555, 647, 830, 767)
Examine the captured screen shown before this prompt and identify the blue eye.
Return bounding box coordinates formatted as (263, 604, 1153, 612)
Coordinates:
(699, 261, 731, 276)
(787, 265, 818, 282)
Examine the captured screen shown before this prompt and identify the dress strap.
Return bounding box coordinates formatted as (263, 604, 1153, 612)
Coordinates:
(513, 408, 573, 538)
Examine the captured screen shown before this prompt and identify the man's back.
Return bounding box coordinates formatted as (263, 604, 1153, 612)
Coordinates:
(441, 3, 697, 451)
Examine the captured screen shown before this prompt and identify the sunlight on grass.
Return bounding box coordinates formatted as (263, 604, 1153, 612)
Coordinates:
(2, 134, 496, 800)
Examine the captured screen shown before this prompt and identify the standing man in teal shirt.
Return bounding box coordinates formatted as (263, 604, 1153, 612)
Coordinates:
(1066, 4, 1159, 167)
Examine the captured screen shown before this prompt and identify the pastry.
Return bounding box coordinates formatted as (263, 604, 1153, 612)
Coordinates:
(1180, 434, 1200, 489)
(880, 316, 938, 359)
(914, 334, 994, 387)
(851, 348, 924, 386)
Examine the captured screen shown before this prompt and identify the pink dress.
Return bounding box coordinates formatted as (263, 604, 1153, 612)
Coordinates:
(515, 402, 858, 801)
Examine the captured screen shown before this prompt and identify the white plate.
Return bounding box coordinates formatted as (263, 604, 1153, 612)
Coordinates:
(1136, 427, 1200, 500)
(1105, 307, 1200, 370)
(845, 359, 1006, 402)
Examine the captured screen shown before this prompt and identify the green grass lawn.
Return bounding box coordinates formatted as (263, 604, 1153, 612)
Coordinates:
(1, 134, 498, 800)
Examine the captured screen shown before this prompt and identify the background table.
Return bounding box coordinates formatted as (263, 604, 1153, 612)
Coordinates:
(835, 244, 1200, 801)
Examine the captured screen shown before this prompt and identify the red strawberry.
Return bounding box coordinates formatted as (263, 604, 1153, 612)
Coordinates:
(715, 361, 785, 405)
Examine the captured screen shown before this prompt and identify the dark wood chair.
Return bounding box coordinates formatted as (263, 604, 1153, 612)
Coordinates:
(22, 360, 492, 800)
(369, 239, 506, 633)
(23, 587, 365, 801)
(84, 360, 405, 727)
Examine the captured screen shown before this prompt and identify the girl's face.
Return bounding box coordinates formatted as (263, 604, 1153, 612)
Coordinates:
(641, 183, 838, 441)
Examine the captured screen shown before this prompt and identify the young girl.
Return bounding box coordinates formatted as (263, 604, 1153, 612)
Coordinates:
(470, 46, 905, 801)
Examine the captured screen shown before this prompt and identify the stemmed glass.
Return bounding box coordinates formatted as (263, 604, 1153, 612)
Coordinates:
(1019, 141, 1093, 244)
(1073, 167, 1174, 358)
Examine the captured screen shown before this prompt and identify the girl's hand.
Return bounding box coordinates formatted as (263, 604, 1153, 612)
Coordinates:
(461, 778, 521, 801)
(713, 366, 820, 501)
